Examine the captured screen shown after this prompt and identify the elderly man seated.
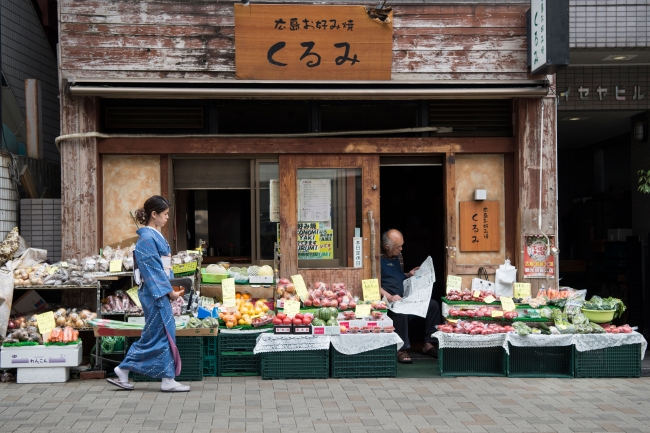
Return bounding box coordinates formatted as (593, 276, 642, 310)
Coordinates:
(380, 229, 441, 364)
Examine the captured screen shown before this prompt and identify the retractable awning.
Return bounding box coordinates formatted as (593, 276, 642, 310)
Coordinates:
(66, 78, 549, 100)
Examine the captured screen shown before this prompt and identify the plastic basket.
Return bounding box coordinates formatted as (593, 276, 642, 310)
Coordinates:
(218, 332, 260, 354)
(173, 261, 198, 276)
(507, 344, 574, 378)
(203, 357, 218, 377)
(201, 269, 228, 284)
(219, 353, 260, 376)
(439, 347, 506, 377)
(261, 350, 329, 380)
(203, 336, 218, 358)
(574, 344, 641, 378)
(129, 337, 203, 382)
(331, 344, 397, 378)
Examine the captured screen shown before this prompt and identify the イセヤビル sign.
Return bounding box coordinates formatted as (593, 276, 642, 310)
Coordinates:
(234, 4, 393, 80)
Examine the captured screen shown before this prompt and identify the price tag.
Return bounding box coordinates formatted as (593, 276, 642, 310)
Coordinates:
(491, 310, 504, 318)
(483, 295, 496, 304)
(110, 260, 123, 273)
(60, 262, 68, 268)
(222, 278, 236, 308)
(126, 287, 142, 308)
(35, 311, 56, 335)
(447, 318, 459, 323)
(283, 300, 301, 318)
(188, 250, 201, 255)
(355, 304, 371, 318)
(513, 283, 532, 299)
(446, 275, 462, 293)
(361, 279, 381, 301)
(472, 290, 481, 298)
(47, 266, 58, 275)
(500, 297, 516, 312)
(291, 274, 309, 301)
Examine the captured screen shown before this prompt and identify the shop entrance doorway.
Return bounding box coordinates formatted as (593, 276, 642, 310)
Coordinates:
(379, 156, 445, 346)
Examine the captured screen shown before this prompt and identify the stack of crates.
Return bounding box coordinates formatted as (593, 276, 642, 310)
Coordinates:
(218, 332, 262, 376)
(127, 336, 203, 382)
(202, 336, 218, 377)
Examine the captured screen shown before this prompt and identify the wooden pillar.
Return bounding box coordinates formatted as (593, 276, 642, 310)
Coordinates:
(24, 79, 42, 159)
(60, 94, 100, 259)
(515, 95, 558, 294)
(279, 155, 297, 278)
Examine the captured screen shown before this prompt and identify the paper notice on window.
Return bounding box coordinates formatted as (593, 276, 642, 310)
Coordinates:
(299, 179, 331, 222)
(388, 256, 436, 318)
(270, 179, 280, 222)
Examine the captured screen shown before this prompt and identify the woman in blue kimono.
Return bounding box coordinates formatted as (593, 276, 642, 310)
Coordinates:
(107, 196, 189, 392)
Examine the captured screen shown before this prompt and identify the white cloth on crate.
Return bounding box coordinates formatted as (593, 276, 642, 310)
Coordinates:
(433, 331, 648, 359)
(254, 333, 330, 354)
(330, 333, 403, 355)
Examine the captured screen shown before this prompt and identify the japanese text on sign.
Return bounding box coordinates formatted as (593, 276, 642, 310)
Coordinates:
(297, 223, 334, 259)
(362, 279, 381, 301)
(530, 0, 547, 73)
(234, 4, 393, 80)
(291, 274, 309, 301)
(523, 235, 555, 278)
(459, 201, 500, 252)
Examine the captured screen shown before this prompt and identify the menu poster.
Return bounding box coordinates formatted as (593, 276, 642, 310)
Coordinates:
(297, 222, 334, 260)
(299, 179, 331, 222)
(270, 179, 280, 223)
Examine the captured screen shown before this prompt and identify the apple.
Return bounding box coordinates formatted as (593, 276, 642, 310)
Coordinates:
(304, 299, 313, 307)
(313, 298, 321, 307)
(330, 300, 338, 307)
(340, 326, 348, 334)
(340, 303, 349, 311)
(349, 301, 356, 309)
(314, 289, 323, 298)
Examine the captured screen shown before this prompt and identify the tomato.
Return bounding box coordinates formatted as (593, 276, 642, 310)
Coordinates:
(277, 313, 287, 320)
(293, 318, 303, 325)
(303, 317, 312, 325)
(272, 317, 283, 325)
(282, 317, 292, 325)
(611, 328, 620, 334)
(295, 313, 304, 320)
(466, 311, 476, 317)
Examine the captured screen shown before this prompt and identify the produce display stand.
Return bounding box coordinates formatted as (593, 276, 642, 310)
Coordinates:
(330, 344, 397, 378)
(218, 329, 270, 377)
(574, 343, 642, 378)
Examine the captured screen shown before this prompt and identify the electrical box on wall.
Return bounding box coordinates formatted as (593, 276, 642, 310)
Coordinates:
(527, 0, 570, 75)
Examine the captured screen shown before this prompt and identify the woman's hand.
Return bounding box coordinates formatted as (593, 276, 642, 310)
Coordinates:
(168, 289, 185, 301)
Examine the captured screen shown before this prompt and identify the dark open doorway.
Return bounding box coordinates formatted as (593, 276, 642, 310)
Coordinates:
(380, 159, 445, 347)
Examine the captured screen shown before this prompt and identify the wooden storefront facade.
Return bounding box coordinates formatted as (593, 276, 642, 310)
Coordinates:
(58, 1, 558, 296)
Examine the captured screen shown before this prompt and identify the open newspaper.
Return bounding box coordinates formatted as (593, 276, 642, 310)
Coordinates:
(388, 256, 435, 318)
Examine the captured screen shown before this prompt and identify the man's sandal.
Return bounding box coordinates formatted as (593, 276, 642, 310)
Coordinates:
(397, 351, 413, 364)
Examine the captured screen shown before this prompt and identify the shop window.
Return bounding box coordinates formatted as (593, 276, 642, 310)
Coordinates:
(428, 100, 513, 136)
(296, 168, 362, 269)
(217, 102, 310, 133)
(258, 162, 279, 263)
(319, 102, 419, 134)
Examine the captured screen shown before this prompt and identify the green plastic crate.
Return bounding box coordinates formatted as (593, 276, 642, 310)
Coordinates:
(203, 336, 218, 358)
(261, 350, 329, 380)
(330, 344, 397, 378)
(218, 353, 260, 377)
(439, 347, 506, 377)
(574, 344, 641, 378)
(128, 336, 203, 382)
(507, 343, 574, 378)
(203, 357, 218, 377)
(218, 332, 261, 354)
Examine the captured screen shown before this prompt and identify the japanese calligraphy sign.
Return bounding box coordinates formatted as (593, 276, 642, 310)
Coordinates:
(459, 201, 500, 252)
(530, 0, 546, 74)
(234, 4, 393, 80)
(523, 235, 555, 278)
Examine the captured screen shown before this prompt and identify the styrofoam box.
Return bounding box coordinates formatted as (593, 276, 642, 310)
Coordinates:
(17, 367, 70, 384)
(249, 276, 273, 284)
(0, 343, 82, 368)
(337, 317, 394, 329)
(127, 315, 190, 326)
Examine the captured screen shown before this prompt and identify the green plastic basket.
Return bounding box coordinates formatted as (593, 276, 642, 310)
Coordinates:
(129, 336, 203, 382)
(203, 357, 218, 377)
(439, 347, 507, 377)
(330, 344, 397, 378)
(203, 336, 218, 358)
(507, 343, 574, 378)
(574, 344, 641, 378)
(261, 350, 329, 380)
(218, 332, 261, 354)
(219, 353, 260, 376)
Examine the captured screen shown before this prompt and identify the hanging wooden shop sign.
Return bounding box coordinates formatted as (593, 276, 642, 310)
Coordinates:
(234, 4, 393, 80)
(459, 201, 500, 252)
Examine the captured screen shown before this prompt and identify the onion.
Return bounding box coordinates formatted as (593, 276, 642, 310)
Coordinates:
(56, 317, 66, 326)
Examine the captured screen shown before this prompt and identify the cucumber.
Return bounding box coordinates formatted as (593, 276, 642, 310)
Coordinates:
(539, 323, 550, 332)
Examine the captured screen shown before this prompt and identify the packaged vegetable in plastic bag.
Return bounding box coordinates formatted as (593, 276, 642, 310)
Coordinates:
(564, 289, 587, 317)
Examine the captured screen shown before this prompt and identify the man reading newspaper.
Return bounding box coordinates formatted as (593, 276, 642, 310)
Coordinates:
(380, 229, 440, 364)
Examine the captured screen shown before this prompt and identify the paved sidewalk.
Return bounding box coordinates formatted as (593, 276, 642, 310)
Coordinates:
(1, 377, 650, 433)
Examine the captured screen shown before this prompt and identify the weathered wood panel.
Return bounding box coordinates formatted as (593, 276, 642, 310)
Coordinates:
(300, 268, 363, 298)
(97, 136, 517, 155)
(59, 0, 530, 80)
(61, 95, 100, 259)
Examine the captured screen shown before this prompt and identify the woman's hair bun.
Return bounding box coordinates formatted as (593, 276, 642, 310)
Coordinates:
(135, 207, 148, 225)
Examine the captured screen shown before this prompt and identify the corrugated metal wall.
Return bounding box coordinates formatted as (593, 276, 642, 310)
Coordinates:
(1, 0, 60, 163)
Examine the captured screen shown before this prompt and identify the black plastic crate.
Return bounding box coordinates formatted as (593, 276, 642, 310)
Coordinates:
(261, 350, 329, 380)
(507, 344, 574, 378)
(218, 332, 260, 354)
(203, 336, 218, 358)
(439, 347, 506, 377)
(218, 353, 260, 377)
(574, 344, 641, 378)
(331, 345, 397, 378)
(203, 357, 218, 377)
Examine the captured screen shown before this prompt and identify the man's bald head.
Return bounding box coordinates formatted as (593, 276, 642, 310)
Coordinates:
(382, 229, 404, 257)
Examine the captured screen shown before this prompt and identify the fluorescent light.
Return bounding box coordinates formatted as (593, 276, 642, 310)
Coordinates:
(612, 56, 627, 60)
(569, 117, 581, 121)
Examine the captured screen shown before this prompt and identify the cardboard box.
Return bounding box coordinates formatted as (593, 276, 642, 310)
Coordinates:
(312, 325, 341, 335)
(201, 284, 274, 300)
(11, 290, 49, 315)
(1, 343, 82, 368)
(17, 366, 70, 384)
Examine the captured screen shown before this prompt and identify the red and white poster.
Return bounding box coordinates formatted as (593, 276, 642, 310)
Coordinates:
(523, 235, 555, 278)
